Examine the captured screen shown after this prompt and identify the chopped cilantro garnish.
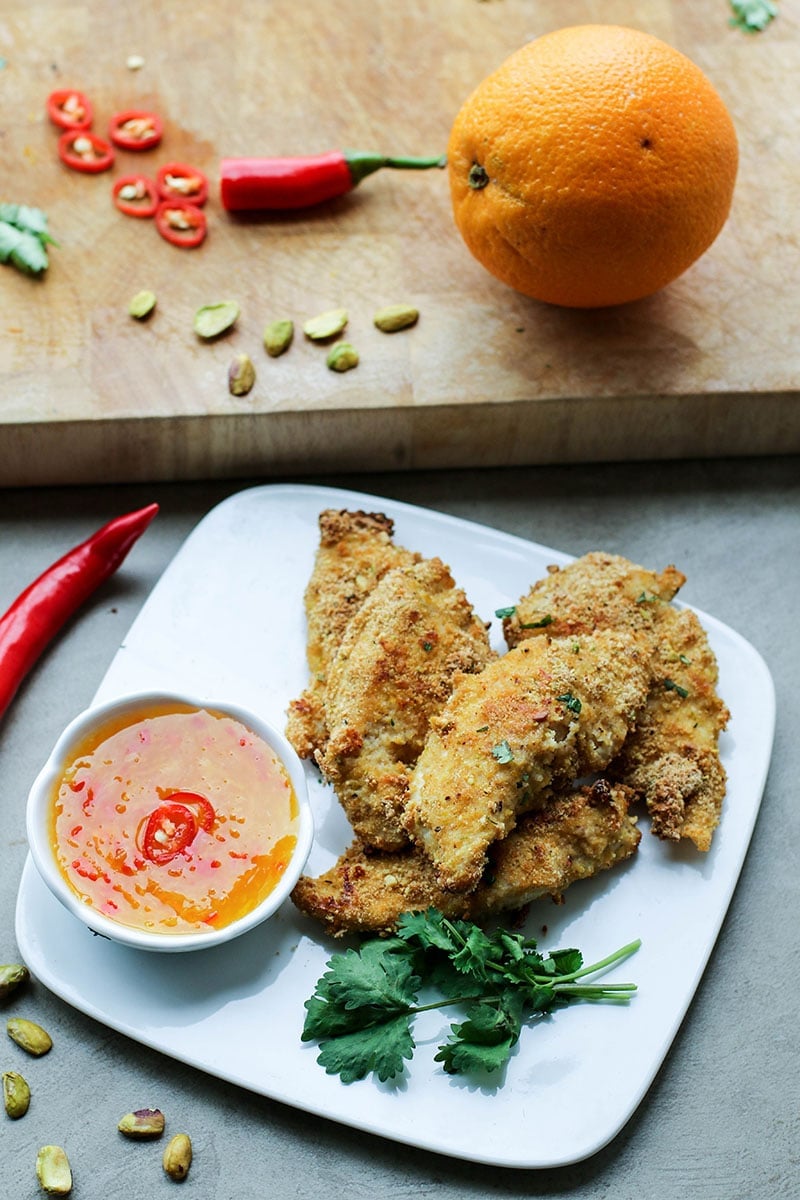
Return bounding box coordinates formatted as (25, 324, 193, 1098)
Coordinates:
(556, 692, 582, 715)
(520, 614, 553, 629)
(664, 678, 689, 699)
(491, 740, 514, 763)
(302, 909, 640, 1083)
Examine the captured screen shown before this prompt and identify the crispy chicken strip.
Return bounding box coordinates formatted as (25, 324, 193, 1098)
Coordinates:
(609, 607, 729, 850)
(403, 629, 653, 892)
(503, 551, 685, 648)
(286, 510, 419, 760)
(504, 552, 728, 850)
(317, 558, 495, 851)
(292, 780, 640, 936)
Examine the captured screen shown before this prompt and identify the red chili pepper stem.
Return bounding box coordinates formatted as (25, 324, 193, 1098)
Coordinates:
(343, 151, 447, 185)
(0, 503, 159, 722)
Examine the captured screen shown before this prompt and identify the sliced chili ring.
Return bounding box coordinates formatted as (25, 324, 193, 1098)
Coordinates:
(112, 174, 158, 218)
(58, 129, 115, 174)
(163, 791, 216, 832)
(47, 88, 93, 131)
(141, 801, 198, 865)
(109, 109, 163, 151)
(155, 200, 207, 248)
(156, 162, 209, 206)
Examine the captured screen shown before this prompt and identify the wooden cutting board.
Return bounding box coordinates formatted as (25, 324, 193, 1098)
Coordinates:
(1, 0, 797, 486)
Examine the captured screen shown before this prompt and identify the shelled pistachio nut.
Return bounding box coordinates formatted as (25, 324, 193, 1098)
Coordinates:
(194, 300, 240, 339)
(3, 1069, 31, 1118)
(263, 318, 294, 357)
(118, 1107, 165, 1138)
(228, 353, 256, 396)
(326, 341, 359, 373)
(303, 308, 348, 341)
(7, 1016, 52, 1056)
(163, 1132, 193, 1181)
(0, 963, 29, 1002)
(373, 304, 419, 332)
(36, 1145, 72, 1195)
(128, 290, 157, 320)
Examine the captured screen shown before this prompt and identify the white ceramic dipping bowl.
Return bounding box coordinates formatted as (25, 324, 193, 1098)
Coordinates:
(26, 690, 313, 953)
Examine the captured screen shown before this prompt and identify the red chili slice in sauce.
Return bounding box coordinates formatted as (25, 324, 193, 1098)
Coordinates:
(47, 89, 93, 131)
(109, 109, 163, 151)
(154, 200, 207, 248)
(163, 791, 216, 832)
(141, 800, 199, 865)
(112, 174, 158, 217)
(58, 130, 115, 173)
(156, 163, 208, 206)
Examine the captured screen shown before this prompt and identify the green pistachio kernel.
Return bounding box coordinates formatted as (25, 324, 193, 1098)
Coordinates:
(128, 290, 157, 320)
(194, 300, 240, 339)
(303, 308, 348, 341)
(263, 318, 294, 357)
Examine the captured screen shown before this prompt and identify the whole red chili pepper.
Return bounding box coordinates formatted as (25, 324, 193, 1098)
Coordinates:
(0, 504, 158, 722)
(219, 149, 446, 212)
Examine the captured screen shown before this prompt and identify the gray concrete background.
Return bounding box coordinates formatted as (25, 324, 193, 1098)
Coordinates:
(1, 457, 797, 1199)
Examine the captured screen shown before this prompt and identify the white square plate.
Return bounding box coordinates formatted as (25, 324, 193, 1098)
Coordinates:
(15, 484, 775, 1168)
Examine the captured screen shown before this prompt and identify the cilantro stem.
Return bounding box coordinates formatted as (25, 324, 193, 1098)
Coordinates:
(546, 938, 642, 985)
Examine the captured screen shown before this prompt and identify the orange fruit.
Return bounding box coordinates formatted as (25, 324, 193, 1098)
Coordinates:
(447, 25, 739, 308)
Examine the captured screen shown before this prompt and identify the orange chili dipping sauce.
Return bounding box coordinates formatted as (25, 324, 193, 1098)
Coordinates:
(50, 702, 299, 935)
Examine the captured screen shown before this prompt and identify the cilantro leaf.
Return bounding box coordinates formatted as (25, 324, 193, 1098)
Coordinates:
(0, 222, 49, 275)
(435, 1033, 517, 1076)
(317, 938, 419, 1011)
(396, 907, 458, 954)
(434, 994, 524, 1075)
(302, 996, 391, 1041)
(729, 0, 778, 31)
(556, 692, 582, 715)
(316, 1013, 416, 1083)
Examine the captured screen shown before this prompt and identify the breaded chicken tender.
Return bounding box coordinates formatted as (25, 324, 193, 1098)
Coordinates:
(403, 629, 653, 892)
(504, 552, 729, 850)
(317, 558, 495, 851)
(503, 551, 685, 649)
(609, 606, 729, 850)
(286, 510, 419, 760)
(291, 780, 640, 936)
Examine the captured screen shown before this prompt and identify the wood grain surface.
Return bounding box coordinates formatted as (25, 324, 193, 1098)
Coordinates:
(0, 0, 797, 486)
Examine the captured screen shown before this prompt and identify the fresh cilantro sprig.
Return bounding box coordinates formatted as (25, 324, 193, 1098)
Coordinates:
(302, 908, 640, 1084)
(0, 203, 58, 276)
(729, 0, 778, 32)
